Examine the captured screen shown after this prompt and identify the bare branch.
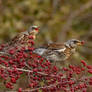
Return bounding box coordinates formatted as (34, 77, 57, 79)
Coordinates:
(0, 64, 57, 77)
(58, 0, 92, 42)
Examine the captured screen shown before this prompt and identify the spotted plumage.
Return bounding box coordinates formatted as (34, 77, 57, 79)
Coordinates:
(9, 25, 39, 47)
(0, 25, 39, 54)
(33, 39, 84, 62)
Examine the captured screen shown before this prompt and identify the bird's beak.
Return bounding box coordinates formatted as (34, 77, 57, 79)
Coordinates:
(35, 27, 40, 32)
(77, 41, 84, 46)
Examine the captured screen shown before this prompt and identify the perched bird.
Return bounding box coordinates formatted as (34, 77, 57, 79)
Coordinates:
(0, 25, 39, 55)
(6, 26, 39, 49)
(33, 39, 84, 62)
(9, 25, 39, 46)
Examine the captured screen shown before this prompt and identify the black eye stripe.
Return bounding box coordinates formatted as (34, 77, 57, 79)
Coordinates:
(73, 41, 78, 43)
(32, 27, 38, 30)
(32, 27, 35, 29)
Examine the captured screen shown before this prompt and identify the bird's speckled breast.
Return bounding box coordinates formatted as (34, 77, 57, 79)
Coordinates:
(64, 48, 73, 60)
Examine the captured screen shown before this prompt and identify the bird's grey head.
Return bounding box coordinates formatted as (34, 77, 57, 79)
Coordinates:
(28, 25, 39, 34)
(64, 39, 84, 48)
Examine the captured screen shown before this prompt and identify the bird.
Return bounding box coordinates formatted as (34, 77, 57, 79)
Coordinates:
(8, 25, 39, 46)
(0, 25, 39, 54)
(33, 39, 84, 63)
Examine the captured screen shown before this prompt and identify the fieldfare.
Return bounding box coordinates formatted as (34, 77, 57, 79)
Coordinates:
(33, 39, 84, 62)
(0, 25, 39, 55)
(9, 25, 39, 46)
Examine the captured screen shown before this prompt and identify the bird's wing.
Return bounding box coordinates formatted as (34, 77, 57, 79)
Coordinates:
(34, 46, 66, 57)
(47, 43, 65, 50)
(33, 48, 47, 56)
(34, 43, 66, 55)
(8, 31, 28, 46)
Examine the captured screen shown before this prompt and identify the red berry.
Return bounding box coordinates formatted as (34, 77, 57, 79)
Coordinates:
(18, 88, 22, 92)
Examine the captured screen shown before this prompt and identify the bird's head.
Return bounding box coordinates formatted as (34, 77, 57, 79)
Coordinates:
(65, 39, 84, 48)
(28, 25, 39, 34)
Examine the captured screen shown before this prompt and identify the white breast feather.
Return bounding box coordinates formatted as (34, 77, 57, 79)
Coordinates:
(34, 48, 47, 55)
(54, 48, 66, 52)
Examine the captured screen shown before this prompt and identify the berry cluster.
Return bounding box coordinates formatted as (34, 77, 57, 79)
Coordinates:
(0, 37, 91, 92)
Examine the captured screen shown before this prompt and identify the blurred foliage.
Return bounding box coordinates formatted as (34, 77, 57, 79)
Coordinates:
(0, 0, 92, 91)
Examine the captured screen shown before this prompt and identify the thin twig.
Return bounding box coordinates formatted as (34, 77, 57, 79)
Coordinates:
(23, 81, 62, 92)
(0, 64, 58, 77)
(58, 0, 92, 42)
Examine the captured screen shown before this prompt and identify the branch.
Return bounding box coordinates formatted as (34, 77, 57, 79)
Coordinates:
(58, 0, 92, 42)
(21, 76, 92, 92)
(23, 81, 62, 92)
(0, 64, 58, 77)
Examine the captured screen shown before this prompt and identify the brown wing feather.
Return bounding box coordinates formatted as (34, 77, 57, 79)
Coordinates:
(47, 43, 65, 50)
(9, 31, 28, 46)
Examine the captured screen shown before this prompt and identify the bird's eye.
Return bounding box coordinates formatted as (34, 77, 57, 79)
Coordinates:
(73, 41, 78, 43)
(32, 27, 35, 30)
(32, 27, 38, 31)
